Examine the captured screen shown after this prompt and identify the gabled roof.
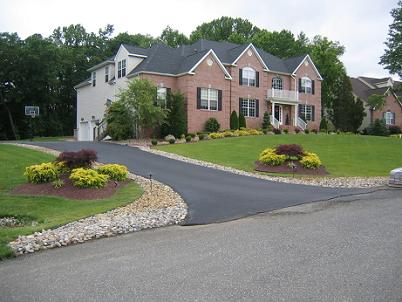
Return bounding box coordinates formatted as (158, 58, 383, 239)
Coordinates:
(122, 44, 149, 57)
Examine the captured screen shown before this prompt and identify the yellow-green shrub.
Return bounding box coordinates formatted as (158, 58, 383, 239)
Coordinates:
(69, 168, 109, 188)
(97, 164, 128, 181)
(223, 131, 236, 137)
(209, 132, 225, 139)
(300, 152, 322, 169)
(24, 162, 59, 183)
(53, 161, 69, 174)
(258, 148, 286, 166)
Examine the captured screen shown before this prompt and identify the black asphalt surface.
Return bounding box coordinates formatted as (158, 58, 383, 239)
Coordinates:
(26, 141, 369, 224)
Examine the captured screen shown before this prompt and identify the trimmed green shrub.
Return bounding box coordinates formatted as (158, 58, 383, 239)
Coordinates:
(369, 119, 389, 136)
(185, 135, 192, 142)
(188, 133, 196, 138)
(69, 168, 109, 188)
(304, 129, 310, 134)
(239, 112, 246, 129)
(151, 139, 158, 146)
(262, 112, 270, 129)
(205, 118, 220, 132)
(230, 111, 239, 130)
(209, 132, 225, 139)
(283, 129, 289, 134)
(24, 162, 59, 184)
(180, 134, 185, 139)
(319, 118, 328, 132)
(169, 138, 175, 144)
(97, 164, 128, 181)
(273, 128, 281, 135)
(388, 125, 401, 134)
(198, 133, 205, 140)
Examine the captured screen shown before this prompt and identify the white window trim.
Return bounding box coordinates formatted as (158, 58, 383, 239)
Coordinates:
(299, 104, 313, 121)
(384, 111, 395, 125)
(241, 99, 256, 117)
(301, 77, 312, 93)
(157, 87, 167, 108)
(242, 67, 256, 87)
(272, 77, 283, 90)
(117, 59, 126, 78)
(200, 88, 218, 111)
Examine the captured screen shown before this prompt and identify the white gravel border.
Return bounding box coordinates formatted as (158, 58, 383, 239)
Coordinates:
(136, 145, 387, 188)
(5, 143, 188, 255)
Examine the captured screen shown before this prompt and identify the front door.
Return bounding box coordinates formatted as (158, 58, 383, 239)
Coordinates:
(274, 105, 283, 124)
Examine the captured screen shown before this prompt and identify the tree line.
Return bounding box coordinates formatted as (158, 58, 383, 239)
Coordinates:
(2, 11, 400, 139)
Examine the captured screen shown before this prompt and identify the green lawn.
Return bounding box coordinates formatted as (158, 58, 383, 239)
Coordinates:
(21, 136, 72, 142)
(0, 144, 142, 259)
(156, 134, 402, 177)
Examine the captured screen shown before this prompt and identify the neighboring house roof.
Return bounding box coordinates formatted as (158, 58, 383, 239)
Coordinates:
(74, 78, 91, 89)
(122, 44, 149, 57)
(350, 76, 402, 108)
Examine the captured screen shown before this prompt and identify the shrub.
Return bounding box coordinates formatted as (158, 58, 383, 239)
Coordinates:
(300, 152, 322, 169)
(25, 162, 59, 184)
(180, 134, 185, 140)
(239, 112, 246, 129)
(151, 139, 158, 146)
(262, 112, 270, 130)
(164, 134, 175, 141)
(223, 130, 235, 137)
(275, 144, 304, 158)
(69, 168, 109, 188)
(388, 125, 401, 134)
(295, 128, 300, 134)
(319, 118, 328, 132)
(312, 129, 318, 134)
(185, 135, 192, 142)
(273, 128, 281, 135)
(188, 133, 196, 138)
(283, 129, 289, 134)
(52, 179, 64, 189)
(56, 149, 97, 169)
(369, 119, 389, 136)
(53, 161, 69, 174)
(97, 164, 128, 181)
(230, 111, 239, 130)
(105, 100, 134, 140)
(169, 138, 175, 144)
(205, 118, 220, 132)
(209, 132, 225, 139)
(304, 129, 310, 134)
(160, 91, 187, 138)
(198, 133, 205, 140)
(259, 148, 286, 166)
(263, 129, 268, 134)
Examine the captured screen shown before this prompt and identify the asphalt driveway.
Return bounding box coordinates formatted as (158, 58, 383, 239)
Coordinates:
(25, 141, 369, 224)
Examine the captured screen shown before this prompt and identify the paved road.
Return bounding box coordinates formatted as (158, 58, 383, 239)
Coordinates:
(1, 189, 401, 301)
(25, 141, 369, 224)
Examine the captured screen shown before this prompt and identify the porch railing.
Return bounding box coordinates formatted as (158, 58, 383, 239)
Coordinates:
(297, 117, 307, 130)
(270, 115, 280, 129)
(267, 89, 299, 103)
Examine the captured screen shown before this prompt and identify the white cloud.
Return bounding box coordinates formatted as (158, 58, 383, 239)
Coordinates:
(0, 0, 399, 79)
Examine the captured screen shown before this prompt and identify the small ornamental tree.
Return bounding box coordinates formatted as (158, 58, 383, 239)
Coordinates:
(161, 91, 187, 138)
(105, 100, 134, 140)
(230, 111, 239, 130)
(262, 112, 270, 129)
(205, 118, 220, 132)
(119, 78, 168, 138)
(239, 112, 246, 129)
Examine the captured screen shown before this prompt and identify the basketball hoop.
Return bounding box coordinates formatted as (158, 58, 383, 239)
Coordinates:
(29, 110, 36, 119)
(25, 106, 39, 118)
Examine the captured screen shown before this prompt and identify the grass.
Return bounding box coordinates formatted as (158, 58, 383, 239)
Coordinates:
(156, 134, 402, 177)
(21, 136, 72, 142)
(0, 144, 142, 260)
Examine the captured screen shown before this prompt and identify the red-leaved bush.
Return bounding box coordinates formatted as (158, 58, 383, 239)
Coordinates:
(56, 149, 97, 169)
(275, 144, 304, 158)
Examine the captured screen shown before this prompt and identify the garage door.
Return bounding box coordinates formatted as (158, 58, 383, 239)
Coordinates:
(79, 121, 90, 141)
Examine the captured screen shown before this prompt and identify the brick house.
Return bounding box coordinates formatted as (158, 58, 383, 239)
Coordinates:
(75, 40, 323, 141)
(350, 76, 402, 130)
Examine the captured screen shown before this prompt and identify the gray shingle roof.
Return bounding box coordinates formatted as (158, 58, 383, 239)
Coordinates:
(350, 77, 396, 102)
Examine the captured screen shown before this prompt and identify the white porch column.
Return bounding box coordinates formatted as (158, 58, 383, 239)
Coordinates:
(294, 104, 298, 126)
(271, 101, 275, 119)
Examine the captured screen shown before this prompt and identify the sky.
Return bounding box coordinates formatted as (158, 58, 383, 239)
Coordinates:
(0, 0, 398, 79)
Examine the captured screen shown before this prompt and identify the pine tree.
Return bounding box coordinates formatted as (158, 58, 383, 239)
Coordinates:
(239, 112, 246, 129)
(230, 111, 239, 130)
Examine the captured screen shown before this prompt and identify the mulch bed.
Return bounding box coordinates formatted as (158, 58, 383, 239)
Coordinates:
(255, 160, 329, 176)
(11, 175, 129, 200)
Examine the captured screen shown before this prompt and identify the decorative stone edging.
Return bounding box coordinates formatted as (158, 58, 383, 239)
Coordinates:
(137, 145, 387, 188)
(6, 143, 188, 255)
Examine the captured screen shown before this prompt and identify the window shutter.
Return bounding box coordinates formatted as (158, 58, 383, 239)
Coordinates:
(298, 105, 303, 118)
(256, 99, 259, 117)
(393, 112, 396, 124)
(196, 87, 201, 109)
(239, 69, 243, 85)
(218, 90, 223, 111)
(298, 78, 303, 93)
(312, 105, 315, 121)
(312, 80, 315, 95)
(239, 98, 243, 113)
(256, 72, 260, 87)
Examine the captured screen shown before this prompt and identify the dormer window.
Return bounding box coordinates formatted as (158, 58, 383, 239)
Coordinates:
(299, 76, 314, 94)
(105, 66, 109, 82)
(117, 59, 126, 78)
(272, 77, 283, 90)
(241, 67, 256, 86)
(91, 71, 96, 87)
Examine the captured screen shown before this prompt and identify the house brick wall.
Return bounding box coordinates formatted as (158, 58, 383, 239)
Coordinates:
(372, 94, 402, 128)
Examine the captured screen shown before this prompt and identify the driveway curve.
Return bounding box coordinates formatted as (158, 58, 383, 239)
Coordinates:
(25, 141, 369, 224)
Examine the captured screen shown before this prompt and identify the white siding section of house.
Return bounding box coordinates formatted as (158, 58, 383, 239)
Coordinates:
(76, 44, 145, 141)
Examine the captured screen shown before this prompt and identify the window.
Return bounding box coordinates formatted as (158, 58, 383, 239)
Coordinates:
(91, 71, 96, 87)
(200, 88, 218, 110)
(157, 87, 167, 107)
(300, 77, 312, 93)
(299, 104, 314, 121)
(242, 67, 256, 86)
(105, 66, 109, 83)
(272, 77, 283, 90)
(241, 99, 256, 117)
(117, 59, 126, 78)
(384, 111, 395, 125)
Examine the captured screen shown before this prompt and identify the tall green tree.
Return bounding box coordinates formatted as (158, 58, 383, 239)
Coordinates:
(118, 78, 168, 138)
(159, 26, 189, 47)
(190, 17, 260, 43)
(160, 91, 187, 137)
(380, 1, 402, 78)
